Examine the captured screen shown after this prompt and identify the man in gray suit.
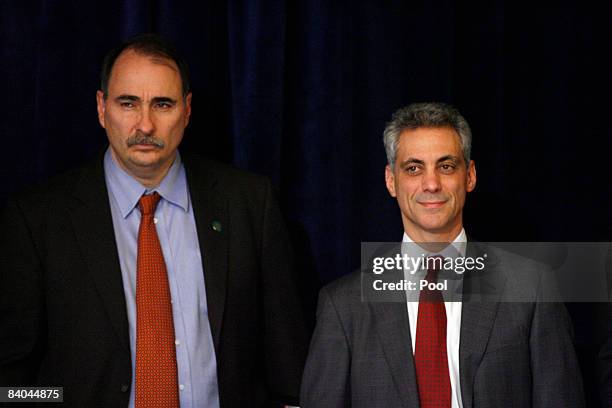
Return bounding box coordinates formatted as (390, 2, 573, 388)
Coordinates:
(300, 103, 585, 407)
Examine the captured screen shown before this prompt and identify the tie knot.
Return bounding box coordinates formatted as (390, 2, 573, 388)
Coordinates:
(425, 256, 445, 283)
(138, 192, 161, 216)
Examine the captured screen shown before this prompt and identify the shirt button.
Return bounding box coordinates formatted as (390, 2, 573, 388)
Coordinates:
(120, 384, 129, 392)
(175, 339, 181, 346)
(179, 384, 185, 391)
(153, 218, 158, 224)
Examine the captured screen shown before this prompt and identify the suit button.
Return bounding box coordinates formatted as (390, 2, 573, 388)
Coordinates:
(120, 384, 129, 392)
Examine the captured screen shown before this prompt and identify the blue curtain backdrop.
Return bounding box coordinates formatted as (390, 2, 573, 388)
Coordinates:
(1, 1, 610, 405)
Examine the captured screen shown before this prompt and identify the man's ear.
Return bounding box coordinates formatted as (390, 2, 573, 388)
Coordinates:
(466, 160, 477, 192)
(183, 92, 192, 126)
(385, 165, 397, 197)
(96, 90, 106, 129)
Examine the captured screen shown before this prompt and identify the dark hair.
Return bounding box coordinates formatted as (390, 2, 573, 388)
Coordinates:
(383, 102, 472, 169)
(100, 33, 191, 99)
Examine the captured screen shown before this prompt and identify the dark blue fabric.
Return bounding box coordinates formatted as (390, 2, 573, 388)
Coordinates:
(1, 3, 611, 404)
(3, 0, 611, 275)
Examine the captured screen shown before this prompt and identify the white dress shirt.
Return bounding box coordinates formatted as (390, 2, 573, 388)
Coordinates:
(403, 229, 467, 408)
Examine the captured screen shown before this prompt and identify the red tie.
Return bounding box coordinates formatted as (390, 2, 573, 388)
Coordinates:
(135, 193, 180, 408)
(414, 257, 451, 408)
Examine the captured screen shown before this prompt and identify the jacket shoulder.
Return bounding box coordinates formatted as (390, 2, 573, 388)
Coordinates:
(182, 155, 271, 192)
(320, 271, 364, 313)
(476, 243, 558, 301)
(4, 161, 95, 216)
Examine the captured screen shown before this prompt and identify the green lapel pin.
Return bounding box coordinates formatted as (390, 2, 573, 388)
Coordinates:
(211, 220, 223, 232)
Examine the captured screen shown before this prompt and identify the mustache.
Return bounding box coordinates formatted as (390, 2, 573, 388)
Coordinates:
(126, 133, 165, 148)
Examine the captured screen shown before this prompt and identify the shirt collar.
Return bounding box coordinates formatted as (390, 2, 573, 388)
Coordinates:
(402, 228, 468, 258)
(103, 147, 189, 218)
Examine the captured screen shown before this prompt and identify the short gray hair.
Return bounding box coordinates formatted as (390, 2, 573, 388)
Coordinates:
(383, 102, 472, 169)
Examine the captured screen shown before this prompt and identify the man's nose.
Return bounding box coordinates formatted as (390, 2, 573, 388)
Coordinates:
(421, 169, 442, 192)
(136, 108, 155, 135)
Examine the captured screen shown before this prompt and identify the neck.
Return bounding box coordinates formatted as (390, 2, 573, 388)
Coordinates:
(404, 224, 463, 244)
(132, 167, 171, 189)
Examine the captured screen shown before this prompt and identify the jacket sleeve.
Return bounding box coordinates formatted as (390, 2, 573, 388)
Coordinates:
(596, 303, 612, 407)
(530, 270, 585, 407)
(259, 179, 309, 406)
(300, 286, 351, 408)
(0, 198, 46, 385)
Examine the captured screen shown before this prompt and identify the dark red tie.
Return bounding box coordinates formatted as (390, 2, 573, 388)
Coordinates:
(414, 257, 451, 408)
(135, 192, 180, 408)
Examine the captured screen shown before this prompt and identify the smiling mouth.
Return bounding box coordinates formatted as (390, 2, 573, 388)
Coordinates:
(418, 201, 446, 208)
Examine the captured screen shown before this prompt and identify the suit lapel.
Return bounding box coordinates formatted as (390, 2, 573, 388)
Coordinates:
(69, 156, 130, 352)
(370, 300, 420, 407)
(459, 243, 505, 408)
(184, 157, 228, 352)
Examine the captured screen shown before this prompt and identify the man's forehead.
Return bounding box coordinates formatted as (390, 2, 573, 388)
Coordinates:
(142, 55, 179, 72)
(397, 127, 462, 153)
(107, 50, 182, 95)
(113, 49, 179, 72)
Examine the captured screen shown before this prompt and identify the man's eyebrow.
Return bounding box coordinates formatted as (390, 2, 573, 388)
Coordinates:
(399, 158, 425, 167)
(151, 96, 177, 104)
(437, 155, 461, 163)
(398, 156, 462, 167)
(115, 95, 140, 102)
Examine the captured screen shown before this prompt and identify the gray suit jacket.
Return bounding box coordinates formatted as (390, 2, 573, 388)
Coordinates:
(300, 243, 585, 407)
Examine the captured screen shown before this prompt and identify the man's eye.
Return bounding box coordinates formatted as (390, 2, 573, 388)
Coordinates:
(120, 102, 135, 108)
(406, 166, 420, 174)
(440, 164, 456, 173)
(156, 102, 173, 109)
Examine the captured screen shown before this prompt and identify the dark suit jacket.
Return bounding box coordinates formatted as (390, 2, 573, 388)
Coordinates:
(301, 243, 585, 407)
(0, 153, 308, 407)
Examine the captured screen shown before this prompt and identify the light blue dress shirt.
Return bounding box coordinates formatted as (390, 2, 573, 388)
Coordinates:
(104, 148, 220, 408)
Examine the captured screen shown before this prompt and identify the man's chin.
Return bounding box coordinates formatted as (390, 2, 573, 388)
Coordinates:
(127, 154, 164, 169)
(411, 216, 455, 236)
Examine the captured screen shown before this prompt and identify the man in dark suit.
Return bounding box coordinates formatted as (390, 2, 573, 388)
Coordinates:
(300, 102, 585, 407)
(0, 34, 307, 407)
